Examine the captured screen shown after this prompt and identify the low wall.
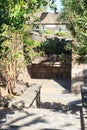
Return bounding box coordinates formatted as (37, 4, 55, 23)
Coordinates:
(31, 61, 71, 79)
(71, 54, 84, 93)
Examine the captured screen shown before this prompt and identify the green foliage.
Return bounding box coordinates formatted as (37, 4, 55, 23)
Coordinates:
(61, 0, 87, 61)
(55, 31, 72, 38)
(49, 0, 57, 11)
(0, 0, 48, 62)
(58, 53, 71, 63)
(0, 0, 48, 94)
(41, 37, 71, 55)
(0, 0, 48, 29)
(44, 29, 53, 34)
(24, 37, 45, 64)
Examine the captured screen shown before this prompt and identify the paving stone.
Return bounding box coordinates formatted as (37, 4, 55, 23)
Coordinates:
(0, 79, 83, 130)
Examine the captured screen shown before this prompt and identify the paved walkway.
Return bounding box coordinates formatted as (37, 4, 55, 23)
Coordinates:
(0, 78, 83, 130)
(30, 79, 81, 105)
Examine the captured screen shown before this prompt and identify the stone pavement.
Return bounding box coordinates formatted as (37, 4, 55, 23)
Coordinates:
(0, 78, 84, 130)
(1, 108, 81, 130)
(29, 79, 81, 106)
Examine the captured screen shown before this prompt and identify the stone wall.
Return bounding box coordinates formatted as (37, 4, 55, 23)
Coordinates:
(31, 61, 71, 79)
(71, 54, 84, 93)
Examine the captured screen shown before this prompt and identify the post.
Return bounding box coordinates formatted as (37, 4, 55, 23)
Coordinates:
(36, 86, 41, 108)
(80, 107, 85, 130)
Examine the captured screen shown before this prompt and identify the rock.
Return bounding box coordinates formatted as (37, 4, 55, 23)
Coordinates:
(13, 83, 27, 96)
(11, 101, 25, 109)
(0, 97, 10, 109)
(17, 67, 31, 83)
(4, 100, 9, 108)
(25, 82, 31, 88)
(0, 87, 9, 97)
(13, 81, 31, 96)
(25, 103, 30, 108)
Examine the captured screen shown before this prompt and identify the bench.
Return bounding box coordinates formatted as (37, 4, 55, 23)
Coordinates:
(11, 84, 42, 109)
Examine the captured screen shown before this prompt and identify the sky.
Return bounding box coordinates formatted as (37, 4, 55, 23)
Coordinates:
(47, 0, 63, 12)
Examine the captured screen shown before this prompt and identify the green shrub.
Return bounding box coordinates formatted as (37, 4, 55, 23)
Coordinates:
(44, 29, 53, 34)
(55, 31, 72, 38)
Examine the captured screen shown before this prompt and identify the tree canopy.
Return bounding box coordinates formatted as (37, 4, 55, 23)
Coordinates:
(61, 0, 87, 62)
(0, 0, 48, 94)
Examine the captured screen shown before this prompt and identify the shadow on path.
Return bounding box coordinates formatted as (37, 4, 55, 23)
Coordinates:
(0, 108, 47, 130)
(53, 78, 71, 92)
(41, 99, 82, 114)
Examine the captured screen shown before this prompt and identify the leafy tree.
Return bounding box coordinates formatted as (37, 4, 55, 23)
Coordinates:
(0, 0, 48, 94)
(61, 0, 87, 62)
